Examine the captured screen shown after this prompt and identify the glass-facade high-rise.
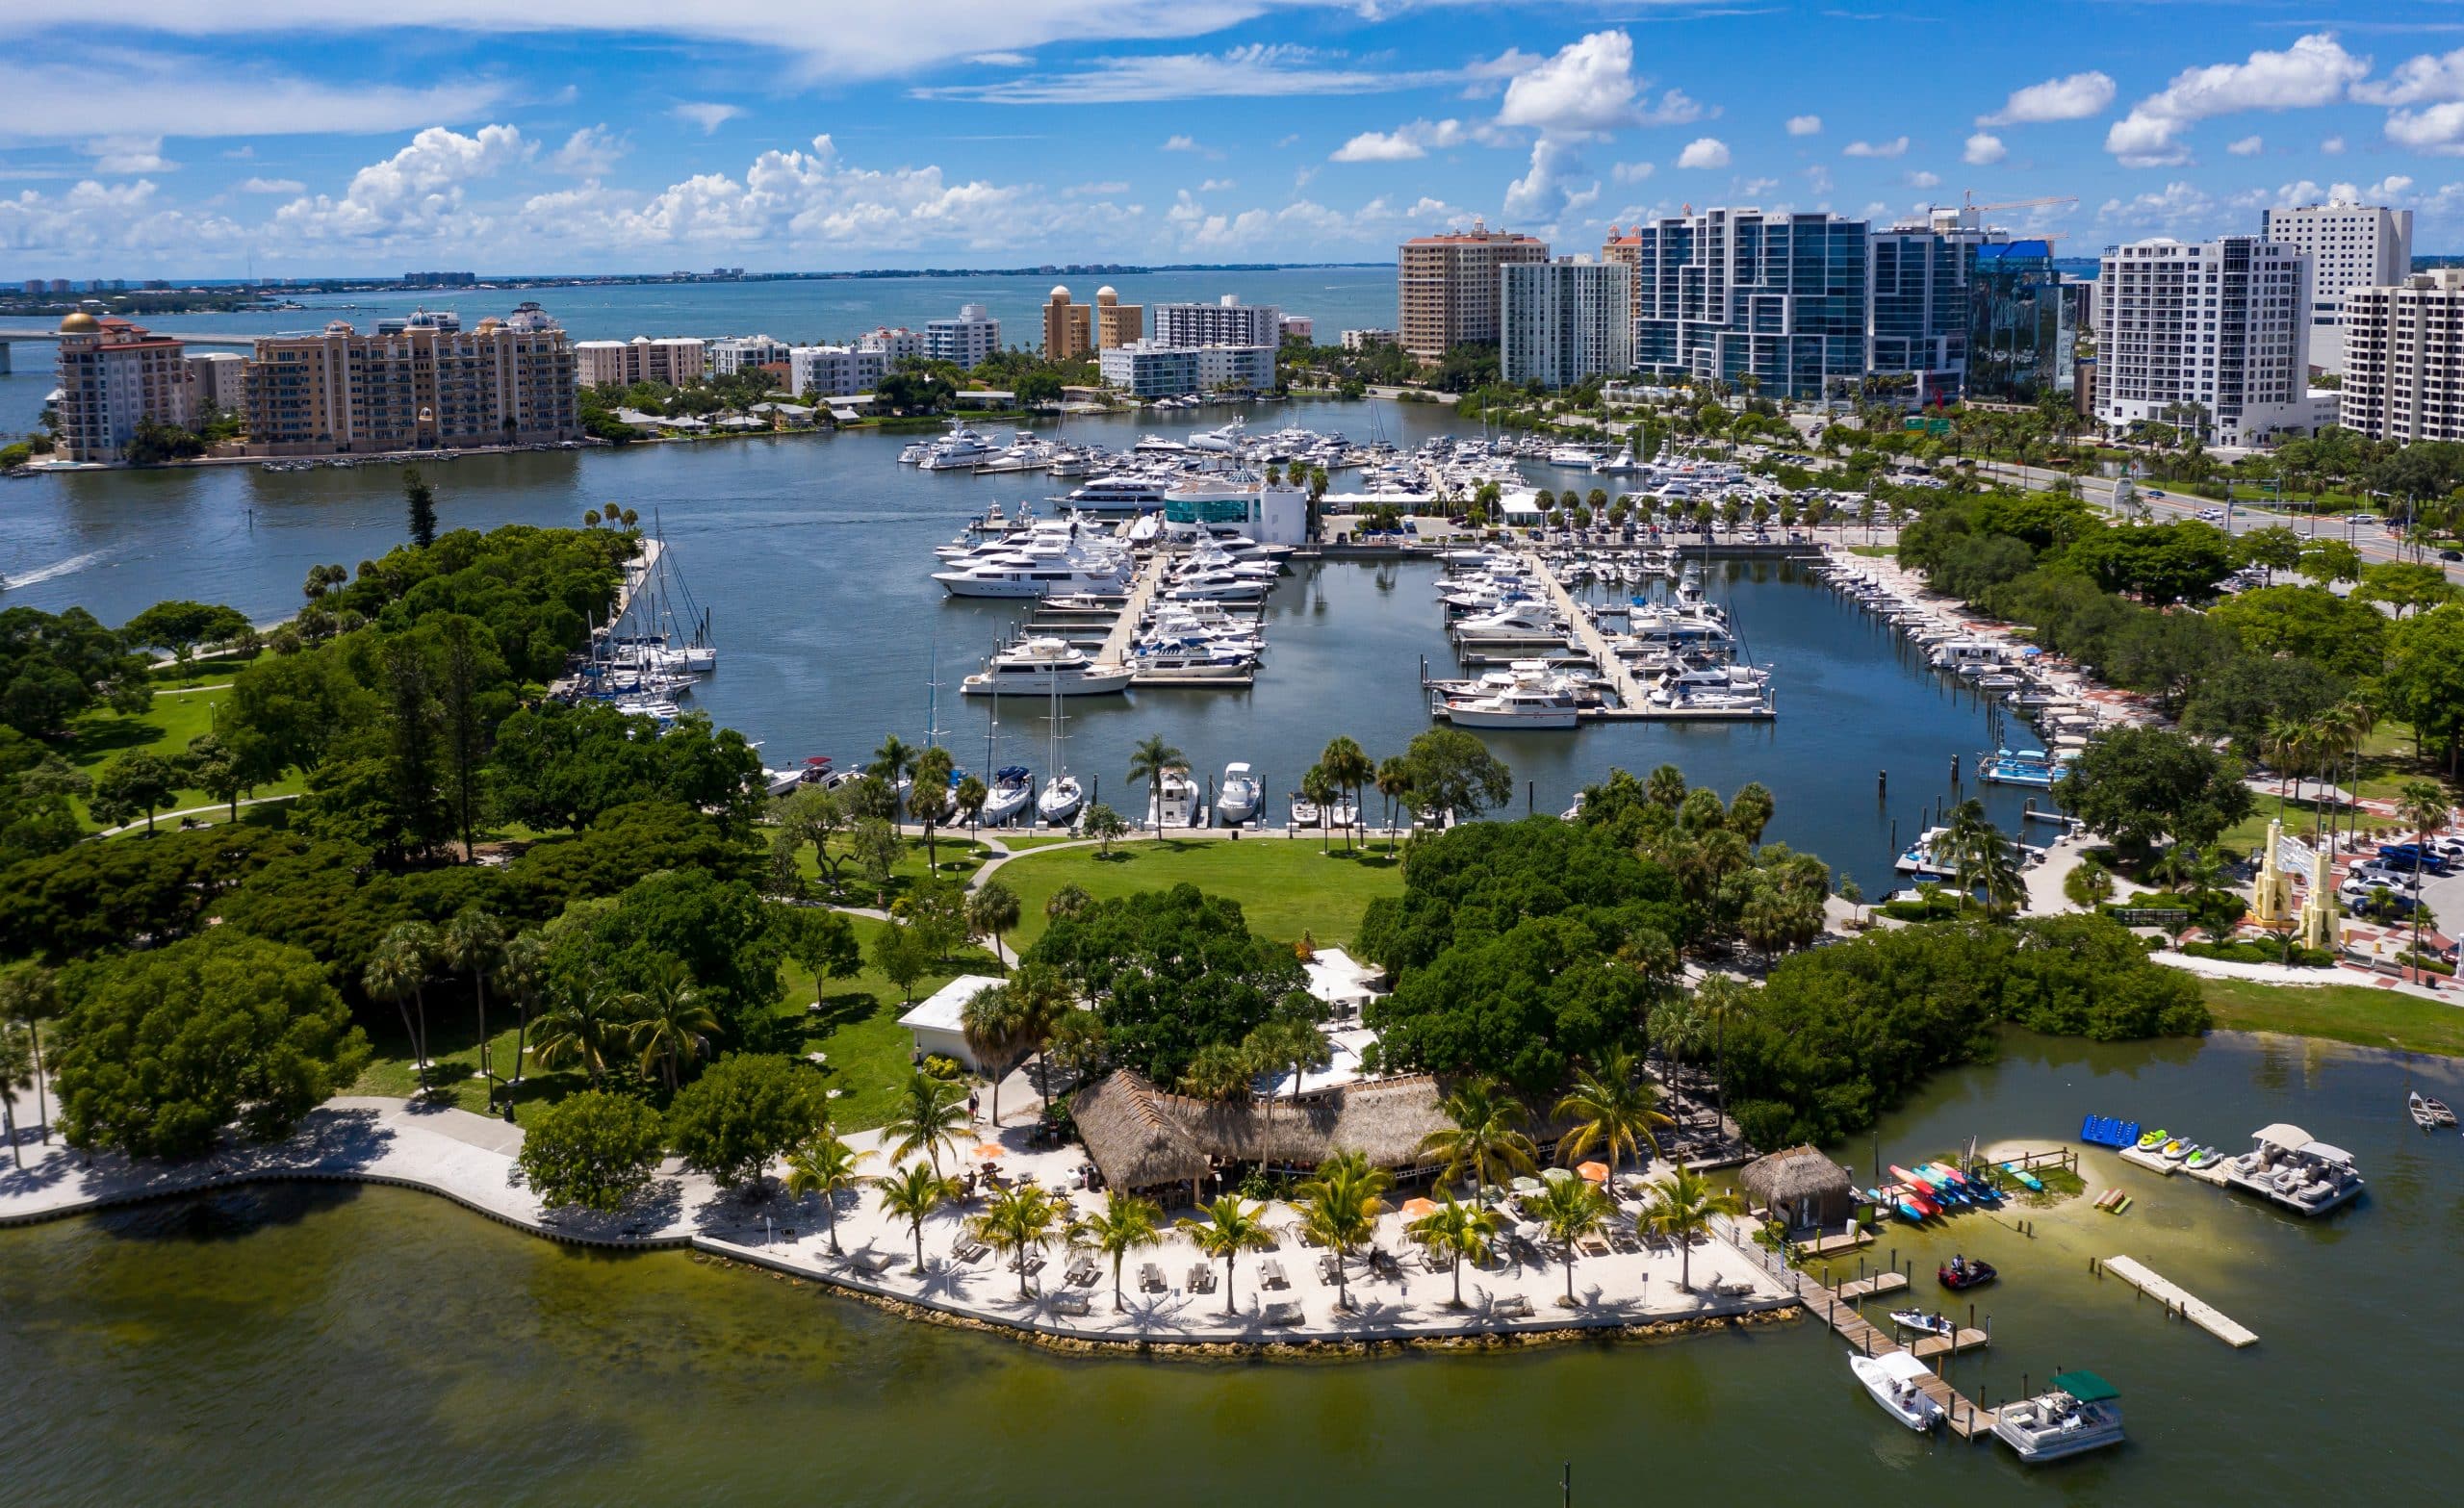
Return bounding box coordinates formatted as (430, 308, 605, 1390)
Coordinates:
(1966, 240, 2077, 406)
(1869, 228, 1975, 401)
(1629, 208, 1869, 400)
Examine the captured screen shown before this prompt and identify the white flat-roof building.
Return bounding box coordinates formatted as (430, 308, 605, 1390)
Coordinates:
(926, 303, 1002, 370)
(1501, 256, 1634, 390)
(858, 326, 925, 363)
(707, 334, 791, 376)
(896, 975, 1007, 1073)
(1342, 328, 1397, 350)
(2341, 268, 2464, 443)
(574, 336, 707, 389)
(2261, 202, 2413, 375)
(2094, 236, 2313, 447)
(788, 345, 887, 397)
(1099, 341, 1275, 398)
(1150, 294, 1283, 349)
(1278, 313, 1314, 345)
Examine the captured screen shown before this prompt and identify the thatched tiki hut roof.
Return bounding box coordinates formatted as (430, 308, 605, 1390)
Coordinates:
(1738, 1144, 1855, 1231)
(1070, 1070, 1461, 1195)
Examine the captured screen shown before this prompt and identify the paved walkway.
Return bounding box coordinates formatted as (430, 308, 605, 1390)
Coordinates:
(0, 1096, 1797, 1347)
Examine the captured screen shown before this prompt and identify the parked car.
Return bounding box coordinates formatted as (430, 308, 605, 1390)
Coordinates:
(2378, 844, 2453, 875)
(2442, 549, 2463, 563)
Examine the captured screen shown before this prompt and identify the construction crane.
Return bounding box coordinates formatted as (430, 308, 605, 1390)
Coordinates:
(1963, 191, 2078, 214)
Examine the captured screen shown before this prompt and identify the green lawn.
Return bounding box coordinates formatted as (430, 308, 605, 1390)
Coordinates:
(2200, 976, 2464, 1058)
(991, 835, 1404, 952)
(62, 675, 306, 831)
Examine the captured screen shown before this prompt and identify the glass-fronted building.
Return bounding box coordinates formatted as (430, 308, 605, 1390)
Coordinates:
(1869, 227, 1975, 402)
(1629, 208, 1870, 400)
(1966, 240, 2077, 406)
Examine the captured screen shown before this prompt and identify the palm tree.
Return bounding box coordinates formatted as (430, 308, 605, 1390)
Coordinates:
(1048, 1010, 1109, 1086)
(1645, 763, 1687, 812)
(1300, 765, 1338, 855)
(628, 963, 720, 1091)
(2398, 780, 2451, 976)
(0, 963, 58, 1145)
(1553, 1049, 1673, 1187)
(440, 908, 505, 1096)
(1532, 1175, 1612, 1306)
(0, 1021, 32, 1171)
(1374, 755, 1413, 848)
(967, 879, 1022, 969)
(1405, 1190, 1501, 1308)
(869, 733, 919, 785)
(497, 931, 550, 1092)
(1178, 1194, 1275, 1316)
(1295, 1150, 1393, 1310)
(783, 1127, 873, 1255)
(530, 984, 628, 1086)
(1177, 1042, 1255, 1102)
(1126, 733, 1187, 833)
(884, 1070, 971, 1175)
(1643, 1165, 1747, 1292)
(1008, 961, 1075, 1106)
(1068, 1189, 1164, 1312)
(1044, 883, 1092, 922)
(1319, 736, 1373, 854)
(960, 982, 1024, 1125)
(1415, 1077, 1539, 1212)
(362, 923, 438, 1090)
(911, 745, 955, 870)
(973, 1182, 1064, 1299)
(878, 1162, 961, 1274)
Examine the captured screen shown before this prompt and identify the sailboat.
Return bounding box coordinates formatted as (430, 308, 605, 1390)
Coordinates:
(1036, 677, 1083, 826)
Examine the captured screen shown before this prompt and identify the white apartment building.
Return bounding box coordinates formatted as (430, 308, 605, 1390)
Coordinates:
(858, 326, 924, 363)
(1341, 328, 1397, 350)
(706, 334, 791, 376)
(1098, 341, 1275, 398)
(2094, 236, 2313, 447)
(1279, 313, 1314, 345)
(1148, 294, 1283, 349)
(925, 304, 1001, 369)
(53, 313, 189, 462)
(2340, 268, 2464, 442)
(185, 351, 246, 414)
(1501, 257, 1634, 390)
(2261, 202, 2413, 374)
(573, 336, 708, 388)
(788, 345, 888, 398)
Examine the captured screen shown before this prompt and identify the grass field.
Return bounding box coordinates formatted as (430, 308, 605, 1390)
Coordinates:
(991, 835, 1404, 952)
(2199, 976, 2464, 1058)
(62, 678, 305, 831)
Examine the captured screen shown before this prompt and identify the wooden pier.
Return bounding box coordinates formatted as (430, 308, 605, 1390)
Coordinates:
(1511, 549, 1776, 721)
(1810, 1273, 1999, 1441)
(2094, 1255, 2258, 1347)
(1095, 555, 1168, 666)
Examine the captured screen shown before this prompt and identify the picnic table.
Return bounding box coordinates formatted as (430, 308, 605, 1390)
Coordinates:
(1492, 1294, 1533, 1319)
(1065, 1253, 1097, 1286)
(1050, 1292, 1091, 1316)
(1139, 1261, 1168, 1292)
(1187, 1263, 1217, 1293)
(1262, 1257, 1290, 1290)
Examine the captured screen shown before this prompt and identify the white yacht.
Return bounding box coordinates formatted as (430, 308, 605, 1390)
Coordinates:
(1990, 1373, 2123, 1462)
(1057, 474, 1174, 512)
(1132, 434, 1192, 455)
(933, 550, 1132, 600)
(981, 765, 1034, 826)
(1037, 772, 1085, 825)
(1850, 1351, 1944, 1432)
(1435, 666, 1586, 729)
(1146, 765, 1205, 829)
(1546, 445, 1599, 468)
(1132, 639, 1255, 678)
(1218, 762, 1262, 826)
(918, 425, 995, 471)
(1188, 419, 1248, 453)
(960, 638, 1134, 697)
(1164, 570, 1273, 602)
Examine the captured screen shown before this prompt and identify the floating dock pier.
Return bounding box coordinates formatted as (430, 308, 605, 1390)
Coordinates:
(2093, 1255, 2258, 1347)
(1810, 1272, 1999, 1441)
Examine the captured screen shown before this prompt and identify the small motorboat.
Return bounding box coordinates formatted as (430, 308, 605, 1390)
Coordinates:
(1850, 1350, 1944, 1432)
(1938, 1255, 1997, 1291)
(2001, 1162, 2044, 1191)
(1890, 1309, 1955, 1337)
(2135, 1127, 2170, 1151)
(2411, 1090, 2458, 1129)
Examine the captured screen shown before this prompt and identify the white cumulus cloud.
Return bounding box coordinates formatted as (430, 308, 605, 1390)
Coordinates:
(87, 135, 175, 173)
(1843, 137, 1909, 159)
(2354, 46, 2464, 107)
(275, 123, 530, 241)
(236, 176, 306, 193)
(1963, 132, 2006, 166)
(1786, 115, 1822, 137)
(2105, 34, 2366, 167)
(1676, 138, 1730, 170)
(552, 125, 627, 177)
(1498, 30, 1640, 137)
(1979, 70, 2116, 126)
(672, 102, 741, 135)
(1330, 118, 1474, 163)
(2227, 135, 2264, 156)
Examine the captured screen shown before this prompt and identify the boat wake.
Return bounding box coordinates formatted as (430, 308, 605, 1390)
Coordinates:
(1, 549, 105, 591)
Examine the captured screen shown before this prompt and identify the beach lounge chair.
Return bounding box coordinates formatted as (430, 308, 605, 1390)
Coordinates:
(1493, 1294, 1533, 1319)
(1139, 1262, 1167, 1292)
(954, 1240, 989, 1265)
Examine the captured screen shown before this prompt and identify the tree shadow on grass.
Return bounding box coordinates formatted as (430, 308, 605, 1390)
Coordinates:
(62, 714, 166, 765)
(808, 987, 888, 1033)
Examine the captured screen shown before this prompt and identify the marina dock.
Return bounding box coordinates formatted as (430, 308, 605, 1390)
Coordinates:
(1097, 554, 1168, 666)
(2094, 1256, 2259, 1347)
(1810, 1276, 1999, 1440)
(1482, 549, 1777, 722)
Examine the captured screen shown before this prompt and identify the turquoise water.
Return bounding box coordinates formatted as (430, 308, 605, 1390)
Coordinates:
(6, 1031, 2457, 1502)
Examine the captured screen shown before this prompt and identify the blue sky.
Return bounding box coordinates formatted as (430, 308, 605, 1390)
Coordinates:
(0, 4, 2451, 275)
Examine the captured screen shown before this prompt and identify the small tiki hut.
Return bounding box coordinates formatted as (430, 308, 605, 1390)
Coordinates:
(1068, 1070, 1210, 1199)
(1739, 1144, 1855, 1233)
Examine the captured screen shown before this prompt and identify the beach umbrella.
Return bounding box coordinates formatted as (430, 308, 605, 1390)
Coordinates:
(1510, 1176, 1545, 1194)
(1541, 1167, 1576, 1185)
(1399, 1197, 1438, 1218)
(1577, 1162, 1610, 1184)
(973, 1143, 1006, 1162)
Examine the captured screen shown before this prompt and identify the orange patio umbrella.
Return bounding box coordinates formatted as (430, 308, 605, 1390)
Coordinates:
(1399, 1197, 1439, 1218)
(1578, 1162, 1611, 1184)
(973, 1143, 1007, 1161)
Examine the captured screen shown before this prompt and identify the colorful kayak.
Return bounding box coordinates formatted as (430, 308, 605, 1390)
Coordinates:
(2002, 1163, 2043, 1191)
(1894, 1199, 1927, 1224)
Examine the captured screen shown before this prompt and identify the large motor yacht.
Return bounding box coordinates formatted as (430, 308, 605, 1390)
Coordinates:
(959, 638, 1134, 696)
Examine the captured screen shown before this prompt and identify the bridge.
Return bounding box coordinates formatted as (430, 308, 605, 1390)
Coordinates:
(0, 325, 261, 374)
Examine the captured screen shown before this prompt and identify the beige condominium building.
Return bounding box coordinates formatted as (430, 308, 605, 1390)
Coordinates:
(53, 312, 190, 462)
(245, 314, 580, 457)
(2340, 268, 2464, 443)
(1042, 286, 1092, 359)
(1094, 287, 1142, 349)
(574, 336, 708, 388)
(1398, 220, 1550, 361)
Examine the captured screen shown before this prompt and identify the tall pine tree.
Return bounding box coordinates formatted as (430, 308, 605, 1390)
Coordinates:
(404, 467, 438, 549)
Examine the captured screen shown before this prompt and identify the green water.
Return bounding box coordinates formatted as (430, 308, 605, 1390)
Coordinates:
(8, 1031, 2460, 1502)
